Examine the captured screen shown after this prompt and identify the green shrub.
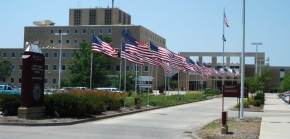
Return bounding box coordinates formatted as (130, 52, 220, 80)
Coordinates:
(44, 90, 122, 118)
(254, 93, 265, 104)
(236, 98, 250, 108)
(252, 99, 262, 106)
(204, 89, 222, 96)
(0, 94, 20, 116)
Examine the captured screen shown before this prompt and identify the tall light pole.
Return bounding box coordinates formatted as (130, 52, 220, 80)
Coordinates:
(55, 32, 68, 92)
(251, 42, 263, 75)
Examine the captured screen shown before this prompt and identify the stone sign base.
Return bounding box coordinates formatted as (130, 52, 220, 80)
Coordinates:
(221, 125, 228, 134)
(18, 107, 45, 119)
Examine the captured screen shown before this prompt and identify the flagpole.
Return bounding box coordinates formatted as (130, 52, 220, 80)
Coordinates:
(90, 32, 95, 90)
(156, 65, 158, 95)
(119, 42, 122, 92)
(165, 71, 167, 101)
(147, 63, 150, 106)
(240, 0, 246, 120)
(222, 7, 226, 112)
(135, 63, 137, 94)
(124, 58, 127, 92)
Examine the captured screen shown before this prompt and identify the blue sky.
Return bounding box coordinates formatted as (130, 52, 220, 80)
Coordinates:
(1, 0, 289, 66)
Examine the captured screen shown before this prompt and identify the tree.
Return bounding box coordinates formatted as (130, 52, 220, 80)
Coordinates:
(65, 35, 115, 88)
(258, 69, 271, 93)
(0, 60, 12, 82)
(245, 69, 272, 94)
(282, 72, 290, 91)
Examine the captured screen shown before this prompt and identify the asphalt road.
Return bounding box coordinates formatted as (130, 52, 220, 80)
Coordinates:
(0, 97, 248, 139)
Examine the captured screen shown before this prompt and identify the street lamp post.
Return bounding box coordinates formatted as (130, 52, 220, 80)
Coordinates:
(251, 42, 263, 75)
(55, 32, 68, 92)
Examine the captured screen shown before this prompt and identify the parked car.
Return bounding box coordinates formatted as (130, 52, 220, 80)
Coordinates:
(283, 96, 290, 103)
(0, 84, 21, 95)
(94, 87, 120, 93)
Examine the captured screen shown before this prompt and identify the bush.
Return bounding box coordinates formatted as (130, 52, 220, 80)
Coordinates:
(252, 99, 262, 107)
(0, 94, 20, 116)
(254, 93, 265, 104)
(44, 90, 122, 118)
(236, 98, 250, 108)
(204, 89, 222, 96)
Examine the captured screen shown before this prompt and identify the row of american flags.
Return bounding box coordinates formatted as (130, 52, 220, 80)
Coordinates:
(91, 33, 240, 79)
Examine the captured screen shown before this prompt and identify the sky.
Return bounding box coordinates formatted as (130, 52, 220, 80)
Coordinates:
(1, 0, 289, 66)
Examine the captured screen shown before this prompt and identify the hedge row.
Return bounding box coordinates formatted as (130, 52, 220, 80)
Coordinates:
(0, 90, 217, 118)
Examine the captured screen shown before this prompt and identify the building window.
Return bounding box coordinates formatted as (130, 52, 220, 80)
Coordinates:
(19, 78, 22, 83)
(19, 65, 22, 70)
(126, 66, 130, 72)
(10, 78, 14, 83)
(135, 65, 139, 72)
(58, 29, 62, 33)
(19, 52, 23, 58)
(74, 29, 78, 34)
(118, 10, 122, 24)
(3, 52, 7, 58)
(53, 65, 57, 71)
(53, 78, 57, 84)
(50, 29, 54, 33)
(123, 13, 127, 24)
(74, 39, 78, 44)
(82, 29, 87, 34)
(62, 65, 66, 71)
(74, 10, 81, 25)
(50, 40, 53, 44)
(44, 79, 48, 84)
(116, 66, 120, 72)
(99, 28, 103, 34)
(107, 28, 112, 34)
(62, 52, 66, 59)
(89, 10, 97, 25)
(11, 64, 15, 71)
(66, 29, 70, 34)
(144, 65, 149, 72)
(44, 52, 49, 58)
(11, 52, 15, 58)
(105, 9, 112, 25)
(66, 40, 70, 44)
(58, 40, 61, 44)
(53, 52, 58, 58)
(45, 65, 48, 71)
(71, 52, 74, 58)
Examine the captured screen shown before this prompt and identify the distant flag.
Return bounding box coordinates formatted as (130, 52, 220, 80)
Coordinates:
(121, 43, 143, 65)
(224, 12, 230, 27)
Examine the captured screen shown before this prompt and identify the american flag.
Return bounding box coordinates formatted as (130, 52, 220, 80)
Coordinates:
(92, 34, 118, 58)
(148, 42, 171, 62)
(125, 35, 154, 58)
(159, 60, 172, 74)
(121, 43, 143, 65)
(169, 51, 187, 70)
(224, 13, 230, 27)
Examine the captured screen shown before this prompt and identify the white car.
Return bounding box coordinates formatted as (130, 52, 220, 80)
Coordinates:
(283, 96, 290, 103)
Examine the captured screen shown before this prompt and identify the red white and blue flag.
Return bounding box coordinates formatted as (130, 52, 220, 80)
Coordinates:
(91, 34, 118, 58)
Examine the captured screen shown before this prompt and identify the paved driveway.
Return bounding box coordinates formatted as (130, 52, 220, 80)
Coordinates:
(0, 96, 238, 139)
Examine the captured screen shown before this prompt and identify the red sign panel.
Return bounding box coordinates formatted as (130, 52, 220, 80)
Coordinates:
(223, 85, 240, 97)
(223, 84, 249, 98)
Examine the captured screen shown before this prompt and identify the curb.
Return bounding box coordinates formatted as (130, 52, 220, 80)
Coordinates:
(0, 107, 161, 126)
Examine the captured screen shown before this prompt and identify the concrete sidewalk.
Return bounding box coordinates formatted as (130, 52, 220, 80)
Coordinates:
(260, 93, 290, 139)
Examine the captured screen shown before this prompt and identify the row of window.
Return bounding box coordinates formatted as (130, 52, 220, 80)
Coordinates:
(2, 52, 23, 58)
(2, 52, 73, 59)
(50, 28, 112, 35)
(10, 78, 58, 84)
